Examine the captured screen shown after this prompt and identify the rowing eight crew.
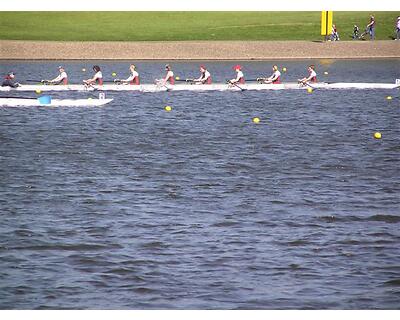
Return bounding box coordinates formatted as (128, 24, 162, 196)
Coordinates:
(2, 65, 318, 88)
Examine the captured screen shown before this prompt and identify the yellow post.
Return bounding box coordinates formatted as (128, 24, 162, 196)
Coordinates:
(321, 11, 333, 38)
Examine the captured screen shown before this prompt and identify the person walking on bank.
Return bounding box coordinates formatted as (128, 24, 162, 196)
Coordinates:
(361, 15, 375, 40)
(395, 16, 400, 40)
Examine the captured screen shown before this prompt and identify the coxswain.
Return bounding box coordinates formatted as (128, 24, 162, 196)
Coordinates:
(157, 64, 174, 85)
(192, 65, 212, 84)
(42, 66, 68, 85)
(115, 64, 140, 85)
(1, 72, 20, 88)
(229, 65, 245, 84)
(257, 65, 281, 84)
(298, 65, 317, 84)
(83, 65, 103, 86)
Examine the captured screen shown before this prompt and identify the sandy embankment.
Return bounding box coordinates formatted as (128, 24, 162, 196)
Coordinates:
(0, 40, 399, 60)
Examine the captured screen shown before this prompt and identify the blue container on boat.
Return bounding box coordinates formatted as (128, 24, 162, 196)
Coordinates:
(38, 95, 52, 104)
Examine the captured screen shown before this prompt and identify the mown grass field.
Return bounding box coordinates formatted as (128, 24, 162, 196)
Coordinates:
(0, 12, 398, 41)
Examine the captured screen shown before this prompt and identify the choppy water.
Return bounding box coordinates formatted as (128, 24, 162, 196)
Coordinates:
(0, 60, 400, 309)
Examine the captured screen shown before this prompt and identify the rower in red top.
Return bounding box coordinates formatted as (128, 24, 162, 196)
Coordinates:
(83, 65, 103, 86)
(193, 65, 212, 84)
(157, 64, 174, 86)
(257, 65, 281, 84)
(115, 64, 140, 85)
(229, 65, 245, 84)
(298, 65, 317, 85)
(42, 66, 68, 85)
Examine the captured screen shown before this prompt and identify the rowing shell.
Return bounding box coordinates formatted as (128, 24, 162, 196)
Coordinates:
(0, 82, 398, 92)
(0, 98, 113, 107)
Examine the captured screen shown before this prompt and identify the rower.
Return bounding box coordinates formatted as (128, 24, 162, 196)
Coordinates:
(1, 72, 20, 88)
(83, 65, 103, 86)
(257, 65, 281, 84)
(115, 64, 140, 85)
(157, 64, 174, 85)
(298, 65, 317, 85)
(192, 65, 212, 84)
(229, 65, 245, 84)
(42, 66, 68, 85)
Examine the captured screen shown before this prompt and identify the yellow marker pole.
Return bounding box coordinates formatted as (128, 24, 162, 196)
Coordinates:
(321, 11, 333, 40)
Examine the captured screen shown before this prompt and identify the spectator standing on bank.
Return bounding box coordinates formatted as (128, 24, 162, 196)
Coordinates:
(352, 25, 360, 39)
(396, 16, 400, 40)
(331, 24, 340, 41)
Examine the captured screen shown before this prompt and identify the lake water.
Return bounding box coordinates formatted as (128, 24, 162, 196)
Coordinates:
(0, 59, 399, 309)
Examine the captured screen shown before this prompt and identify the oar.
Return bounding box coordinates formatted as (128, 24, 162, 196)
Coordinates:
(26, 79, 54, 85)
(175, 79, 196, 84)
(298, 80, 317, 90)
(155, 80, 172, 92)
(246, 78, 263, 82)
(226, 80, 246, 91)
(0, 95, 41, 99)
(304, 82, 317, 90)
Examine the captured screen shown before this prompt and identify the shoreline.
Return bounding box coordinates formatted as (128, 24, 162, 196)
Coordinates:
(1, 40, 399, 60)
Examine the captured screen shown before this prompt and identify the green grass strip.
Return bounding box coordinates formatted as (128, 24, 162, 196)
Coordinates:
(0, 12, 398, 41)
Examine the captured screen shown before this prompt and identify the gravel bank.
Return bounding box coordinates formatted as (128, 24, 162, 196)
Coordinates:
(0, 40, 399, 60)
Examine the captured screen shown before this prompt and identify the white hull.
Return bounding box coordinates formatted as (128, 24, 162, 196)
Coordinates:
(0, 98, 113, 107)
(0, 82, 398, 92)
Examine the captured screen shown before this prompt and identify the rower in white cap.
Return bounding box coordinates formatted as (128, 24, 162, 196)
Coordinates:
(41, 66, 68, 85)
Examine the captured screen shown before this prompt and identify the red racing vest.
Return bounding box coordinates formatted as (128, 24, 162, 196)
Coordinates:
(201, 72, 212, 84)
(272, 76, 281, 84)
(130, 76, 140, 85)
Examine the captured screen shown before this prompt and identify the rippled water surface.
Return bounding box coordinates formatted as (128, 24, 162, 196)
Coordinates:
(0, 60, 400, 309)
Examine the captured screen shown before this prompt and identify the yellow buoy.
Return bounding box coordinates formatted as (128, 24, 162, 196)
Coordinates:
(374, 132, 382, 139)
(386, 96, 392, 100)
(282, 67, 287, 72)
(307, 87, 313, 93)
(165, 106, 172, 112)
(112, 72, 117, 77)
(324, 71, 329, 75)
(82, 68, 86, 72)
(176, 76, 180, 80)
(35, 89, 42, 94)
(252, 117, 260, 124)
